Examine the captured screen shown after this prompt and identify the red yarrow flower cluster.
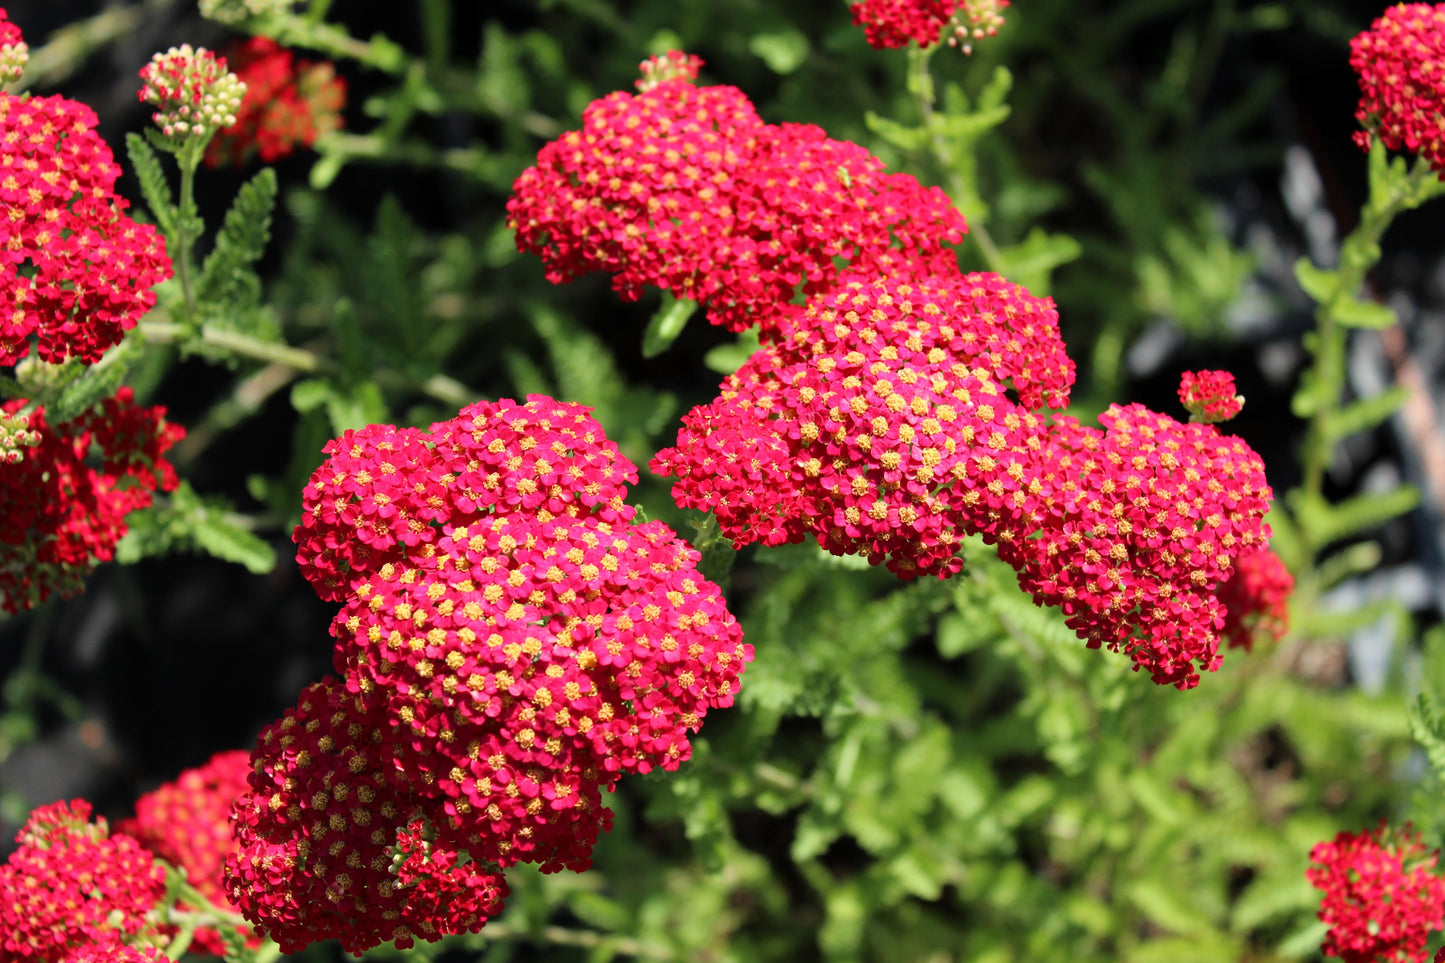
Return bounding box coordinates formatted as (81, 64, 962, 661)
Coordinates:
(0, 8, 27, 84)
(1, 74, 172, 365)
(120, 750, 255, 956)
(654, 273, 1276, 688)
(1309, 822, 1445, 963)
(653, 271, 1073, 578)
(205, 37, 346, 168)
(1179, 369, 1244, 423)
(0, 800, 169, 962)
(0, 387, 182, 614)
(1217, 545, 1292, 651)
(226, 395, 750, 953)
(1350, 3, 1445, 176)
(850, 0, 1009, 51)
(507, 53, 965, 335)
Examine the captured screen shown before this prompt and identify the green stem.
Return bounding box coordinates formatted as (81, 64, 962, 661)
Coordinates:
(265, 13, 407, 74)
(1297, 157, 1433, 538)
(908, 45, 1003, 273)
(475, 921, 675, 960)
(174, 152, 200, 329)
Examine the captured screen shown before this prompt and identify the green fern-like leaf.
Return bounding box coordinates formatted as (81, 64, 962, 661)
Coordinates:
(53, 338, 142, 423)
(1411, 694, 1445, 782)
(124, 133, 177, 238)
(198, 167, 278, 307)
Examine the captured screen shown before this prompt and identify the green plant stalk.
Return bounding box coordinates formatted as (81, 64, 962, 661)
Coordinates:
(907, 45, 1003, 272)
(172, 141, 205, 331)
(1297, 156, 1437, 555)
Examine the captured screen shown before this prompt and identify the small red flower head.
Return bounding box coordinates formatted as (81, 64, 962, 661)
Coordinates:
(137, 44, 246, 141)
(1178, 369, 1244, 423)
(636, 50, 703, 91)
(0, 388, 183, 614)
(1308, 822, 1445, 963)
(0, 800, 169, 961)
(120, 750, 255, 955)
(0, 8, 27, 83)
(205, 38, 346, 167)
(1350, 3, 1445, 175)
(0, 87, 172, 365)
(850, 0, 1009, 51)
(1217, 545, 1292, 651)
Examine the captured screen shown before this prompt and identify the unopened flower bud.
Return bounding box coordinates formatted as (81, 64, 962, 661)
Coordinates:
(0, 8, 27, 84)
(635, 50, 703, 92)
(137, 44, 246, 145)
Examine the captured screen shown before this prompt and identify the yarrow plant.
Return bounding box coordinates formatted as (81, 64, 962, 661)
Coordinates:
(1308, 823, 1445, 963)
(1350, 2, 1445, 176)
(205, 37, 345, 167)
(225, 395, 750, 951)
(0, 800, 169, 961)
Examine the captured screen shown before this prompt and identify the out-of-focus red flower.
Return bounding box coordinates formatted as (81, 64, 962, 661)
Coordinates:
(0, 388, 183, 614)
(1217, 546, 1292, 651)
(206, 37, 345, 167)
(1350, 3, 1445, 176)
(120, 750, 255, 956)
(0, 800, 169, 961)
(850, 0, 1009, 50)
(1309, 822, 1445, 963)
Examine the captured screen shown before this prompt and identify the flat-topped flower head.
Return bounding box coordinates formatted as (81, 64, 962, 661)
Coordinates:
(0, 8, 27, 84)
(1178, 369, 1244, 423)
(1217, 546, 1292, 651)
(206, 38, 345, 167)
(121, 750, 255, 955)
(850, 0, 1009, 50)
(654, 271, 1072, 578)
(1309, 822, 1445, 963)
(1350, 3, 1445, 175)
(0, 388, 183, 614)
(0, 799, 169, 961)
(138, 44, 246, 142)
(227, 680, 510, 954)
(0, 91, 172, 365)
(508, 56, 964, 336)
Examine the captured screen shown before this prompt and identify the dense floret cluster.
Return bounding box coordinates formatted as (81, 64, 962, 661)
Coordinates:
(850, 0, 1009, 50)
(653, 273, 1274, 688)
(0, 800, 169, 962)
(1, 86, 171, 365)
(1309, 823, 1445, 963)
(226, 395, 750, 952)
(1350, 3, 1445, 175)
(507, 53, 965, 335)
(121, 750, 255, 955)
(0, 388, 183, 614)
(206, 38, 345, 167)
(137, 44, 245, 141)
